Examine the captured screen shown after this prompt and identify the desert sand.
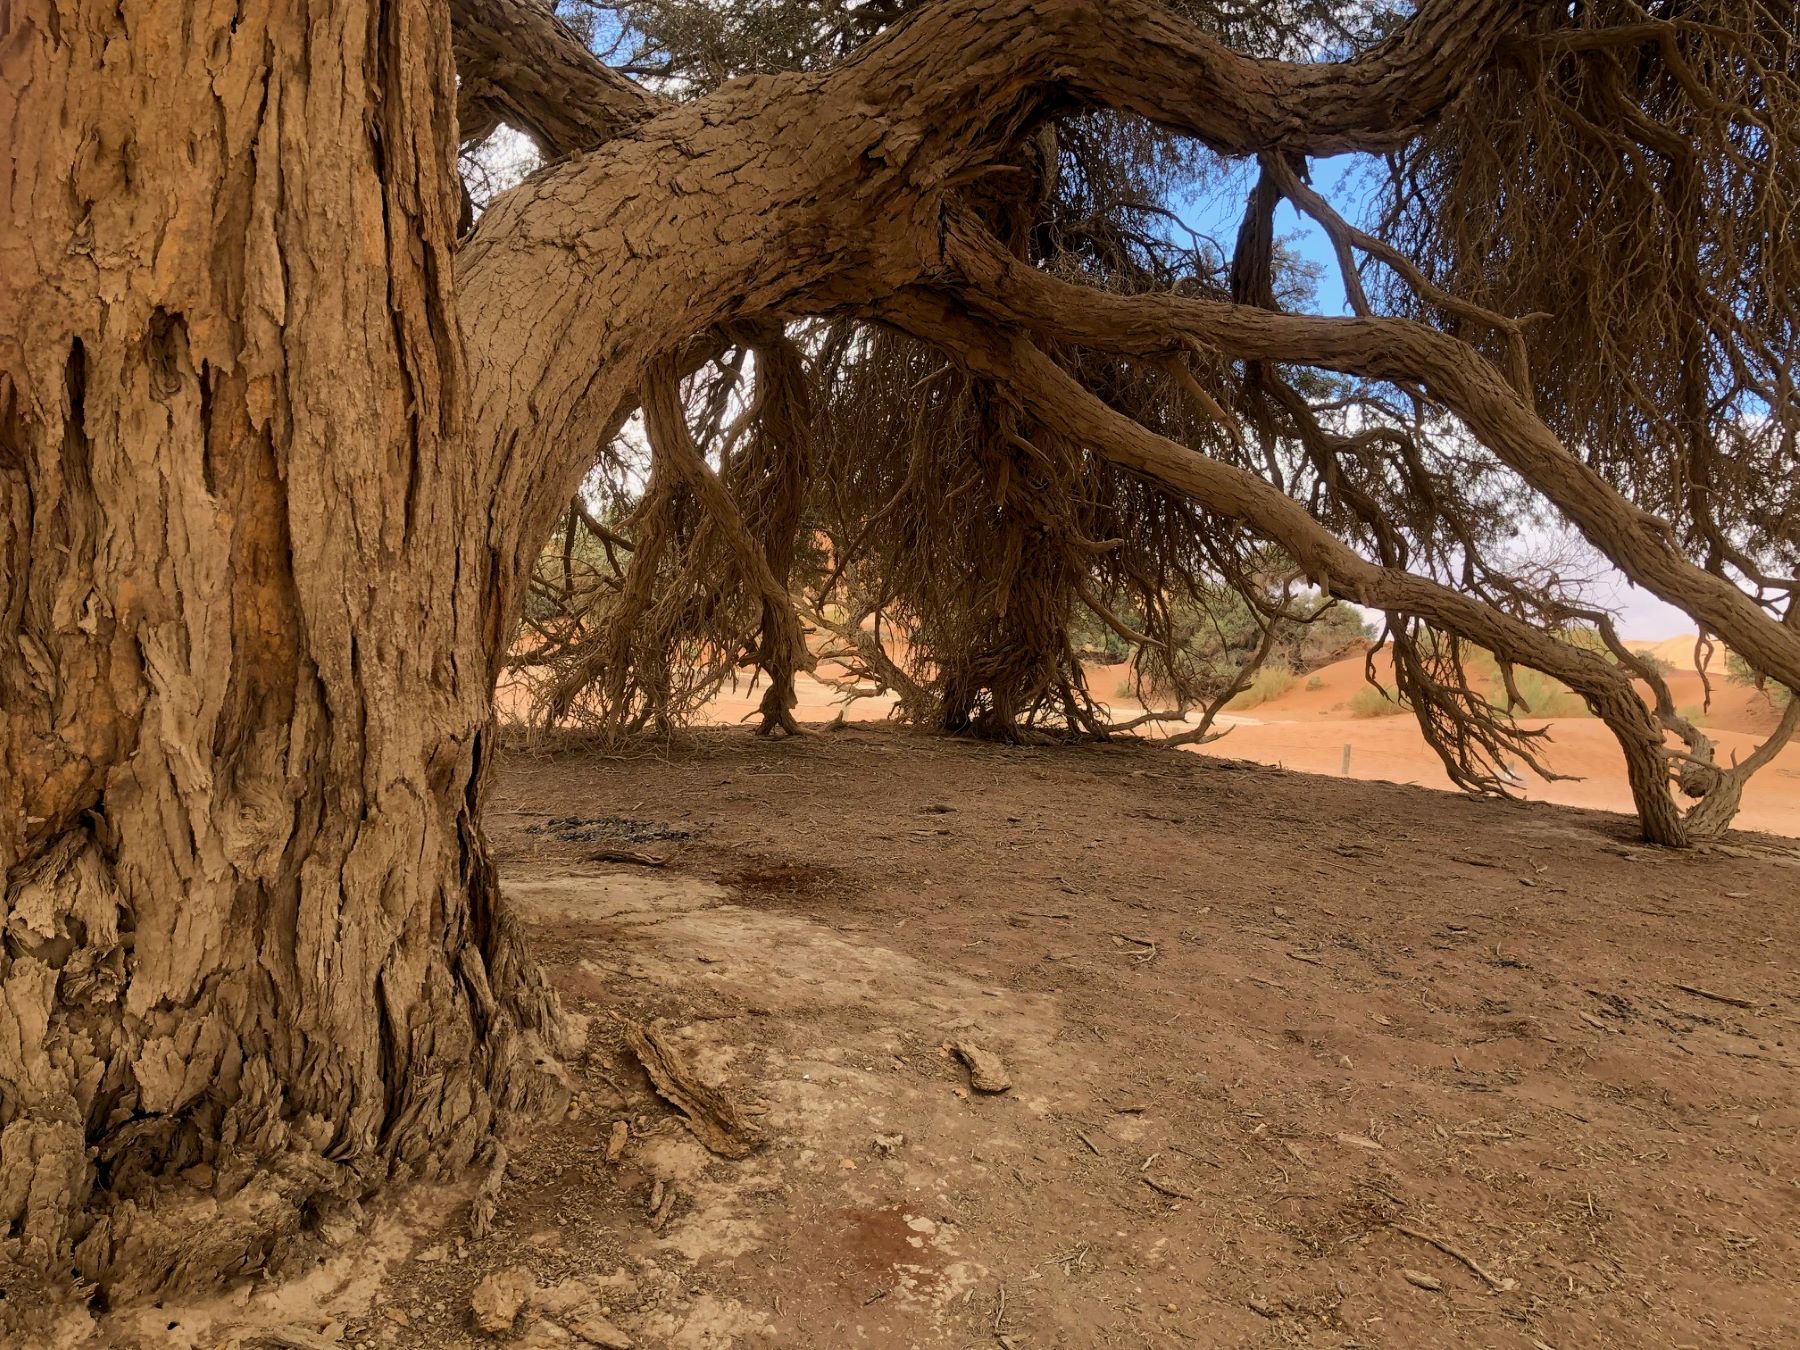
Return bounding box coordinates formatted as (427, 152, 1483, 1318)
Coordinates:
(660, 637, 1799, 839)
(182, 730, 1799, 1347)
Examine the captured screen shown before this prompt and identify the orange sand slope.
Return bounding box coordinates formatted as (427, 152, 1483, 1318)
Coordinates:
(1100, 642, 1796, 837)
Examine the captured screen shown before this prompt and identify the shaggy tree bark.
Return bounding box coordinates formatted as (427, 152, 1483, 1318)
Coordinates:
(0, 0, 562, 1317)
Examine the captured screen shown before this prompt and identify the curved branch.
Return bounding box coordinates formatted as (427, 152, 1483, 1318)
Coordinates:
(451, 0, 660, 156)
(845, 0, 1539, 158)
(458, 0, 1553, 607)
(938, 221, 1800, 692)
(878, 288, 1690, 843)
(640, 354, 813, 733)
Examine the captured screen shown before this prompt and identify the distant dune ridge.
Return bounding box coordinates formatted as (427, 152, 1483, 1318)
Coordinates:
(1080, 637, 1795, 836)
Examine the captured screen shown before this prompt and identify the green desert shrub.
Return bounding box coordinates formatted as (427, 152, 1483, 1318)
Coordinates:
(1726, 652, 1793, 710)
(1227, 664, 1297, 710)
(1505, 669, 1591, 718)
(1349, 684, 1407, 717)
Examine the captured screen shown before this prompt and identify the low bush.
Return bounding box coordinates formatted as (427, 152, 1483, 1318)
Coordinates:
(1227, 664, 1298, 710)
(1349, 684, 1407, 718)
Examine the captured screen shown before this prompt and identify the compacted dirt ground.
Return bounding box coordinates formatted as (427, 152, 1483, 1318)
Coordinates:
(123, 727, 1797, 1348)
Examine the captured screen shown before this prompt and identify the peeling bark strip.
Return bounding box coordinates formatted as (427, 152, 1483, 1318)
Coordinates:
(624, 1022, 761, 1159)
(0, 0, 562, 1316)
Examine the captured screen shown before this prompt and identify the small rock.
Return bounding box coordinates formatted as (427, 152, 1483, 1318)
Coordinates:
(516, 1317, 575, 1348)
(471, 1266, 535, 1335)
(950, 1040, 1011, 1093)
(605, 1120, 630, 1164)
(567, 1309, 634, 1348)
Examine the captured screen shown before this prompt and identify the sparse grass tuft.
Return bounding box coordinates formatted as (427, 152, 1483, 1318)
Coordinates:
(1349, 684, 1407, 718)
(1228, 664, 1298, 710)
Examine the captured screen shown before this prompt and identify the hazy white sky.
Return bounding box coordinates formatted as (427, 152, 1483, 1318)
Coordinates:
(1583, 578, 1696, 641)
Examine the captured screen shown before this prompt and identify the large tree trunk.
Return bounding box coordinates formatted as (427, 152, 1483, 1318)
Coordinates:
(0, 0, 561, 1316)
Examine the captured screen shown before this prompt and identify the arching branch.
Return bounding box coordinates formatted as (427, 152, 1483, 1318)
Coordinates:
(451, 0, 660, 155)
(935, 219, 1800, 692)
(876, 288, 1691, 843)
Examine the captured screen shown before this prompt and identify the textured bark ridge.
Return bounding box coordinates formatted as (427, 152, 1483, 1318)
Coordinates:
(0, 0, 564, 1316)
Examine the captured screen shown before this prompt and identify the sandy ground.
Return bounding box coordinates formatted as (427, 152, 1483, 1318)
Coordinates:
(114, 728, 1800, 1348)
(658, 636, 1799, 839)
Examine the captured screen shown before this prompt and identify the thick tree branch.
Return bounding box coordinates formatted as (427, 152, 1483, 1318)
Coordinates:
(457, 0, 1552, 605)
(451, 0, 660, 155)
(936, 220, 1800, 693)
(878, 288, 1691, 842)
(1043, 0, 1539, 155)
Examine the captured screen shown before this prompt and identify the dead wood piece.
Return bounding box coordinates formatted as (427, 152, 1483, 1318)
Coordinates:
(1672, 982, 1755, 1009)
(470, 1265, 535, 1335)
(649, 1181, 680, 1232)
(624, 1022, 761, 1158)
(247, 1329, 342, 1350)
(567, 1308, 634, 1348)
(605, 1119, 629, 1163)
(1142, 1176, 1199, 1200)
(590, 846, 669, 867)
(951, 1039, 1013, 1093)
(1114, 933, 1158, 962)
(1391, 1221, 1518, 1292)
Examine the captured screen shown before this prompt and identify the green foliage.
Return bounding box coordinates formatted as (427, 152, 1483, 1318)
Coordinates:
(1553, 624, 1610, 655)
(1227, 664, 1297, 710)
(1349, 684, 1407, 718)
(1130, 587, 1372, 706)
(1505, 670, 1590, 719)
(1726, 652, 1793, 710)
(1305, 675, 1325, 691)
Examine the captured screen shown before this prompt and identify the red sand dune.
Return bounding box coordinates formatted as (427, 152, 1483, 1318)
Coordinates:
(1104, 641, 1797, 837)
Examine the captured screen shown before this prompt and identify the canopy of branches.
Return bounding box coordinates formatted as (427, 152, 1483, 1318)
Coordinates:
(463, 0, 1798, 846)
